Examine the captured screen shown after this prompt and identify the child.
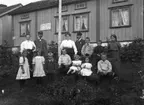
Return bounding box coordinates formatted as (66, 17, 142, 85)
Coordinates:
(16, 50, 30, 90)
(80, 57, 93, 77)
(45, 51, 57, 83)
(32, 51, 46, 85)
(67, 55, 82, 74)
(97, 53, 114, 83)
(58, 49, 71, 77)
(92, 40, 104, 71)
(79, 57, 99, 85)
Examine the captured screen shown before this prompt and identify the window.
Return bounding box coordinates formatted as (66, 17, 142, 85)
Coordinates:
(75, 2, 87, 10)
(20, 21, 30, 37)
(73, 13, 89, 32)
(55, 16, 69, 33)
(112, 0, 128, 3)
(110, 6, 131, 28)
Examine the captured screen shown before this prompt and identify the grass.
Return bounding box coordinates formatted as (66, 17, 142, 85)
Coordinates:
(0, 62, 143, 105)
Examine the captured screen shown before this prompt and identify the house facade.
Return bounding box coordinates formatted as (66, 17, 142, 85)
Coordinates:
(0, 4, 22, 46)
(10, 0, 143, 46)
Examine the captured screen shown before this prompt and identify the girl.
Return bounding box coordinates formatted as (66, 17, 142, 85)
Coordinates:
(32, 51, 46, 85)
(80, 57, 99, 85)
(16, 50, 30, 90)
(67, 55, 82, 74)
(107, 34, 121, 81)
(80, 57, 93, 77)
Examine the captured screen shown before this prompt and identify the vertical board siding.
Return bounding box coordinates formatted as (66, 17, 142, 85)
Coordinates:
(100, 0, 143, 42)
(0, 19, 2, 45)
(13, 12, 36, 46)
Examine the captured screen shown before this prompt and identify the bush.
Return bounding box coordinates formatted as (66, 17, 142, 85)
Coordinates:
(120, 38, 144, 63)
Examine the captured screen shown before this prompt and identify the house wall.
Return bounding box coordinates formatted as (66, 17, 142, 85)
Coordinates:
(100, 0, 143, 41)
(0, 19, 2, 45)
(13, 12, 36, 46)
(12, 0, 143, 46)
(1, 15, 13, 45)
(13, 0, 97, 46)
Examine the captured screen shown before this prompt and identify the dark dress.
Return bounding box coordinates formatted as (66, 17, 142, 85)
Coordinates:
(45, 57, 58, 83)
(34, 39, 48, 57)
(92, 45, 104, 71)
(75, 39, 85, 56)
(108, 41, 121, 77)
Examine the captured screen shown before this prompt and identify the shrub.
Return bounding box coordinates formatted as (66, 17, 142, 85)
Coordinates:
(120, 38, 144, 63)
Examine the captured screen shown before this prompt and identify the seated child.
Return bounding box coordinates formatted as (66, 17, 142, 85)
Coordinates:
(67, 55, 82, 74)
(58, 49, 71, 76)
(97, 53, 114, 82)
(80, 57, 93, 76)
(79, 57, 99, 85)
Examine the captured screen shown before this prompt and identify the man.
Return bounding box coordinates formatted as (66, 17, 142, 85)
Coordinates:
(60, 32, 77, 59)
(34, 31, 48, 57)
(20, 34, 36, 70)
(81, 37, 93, 58)
(75, 32, 85, 56)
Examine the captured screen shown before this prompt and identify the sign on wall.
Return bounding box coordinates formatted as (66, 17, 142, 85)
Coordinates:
(40, 23, 51, 31)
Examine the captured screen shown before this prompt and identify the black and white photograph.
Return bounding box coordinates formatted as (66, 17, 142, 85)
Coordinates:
(0, 0, 143, 105)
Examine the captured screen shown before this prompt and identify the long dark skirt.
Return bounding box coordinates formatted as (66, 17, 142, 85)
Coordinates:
(64, 48, 74, 60)
(26, 49, 33, 78)
(108, 51, 120, 78)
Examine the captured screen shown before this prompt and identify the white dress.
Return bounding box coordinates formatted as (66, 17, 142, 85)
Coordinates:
(80, 63, 93, 76)
(16, 57, 30, 80)
(67, 60, 82, 74)
(33, 56, 46, 77)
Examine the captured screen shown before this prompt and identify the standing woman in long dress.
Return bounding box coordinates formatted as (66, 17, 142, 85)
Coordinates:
(107, 34, 121, 80)
(60, 32, 77, 59)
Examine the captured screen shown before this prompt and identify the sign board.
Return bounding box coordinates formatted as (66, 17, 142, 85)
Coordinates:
(21, 14, 29, 19)
(40, 23, 51, 31)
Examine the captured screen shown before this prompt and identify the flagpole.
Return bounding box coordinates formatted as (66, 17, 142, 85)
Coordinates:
(58, 0, 62, 57)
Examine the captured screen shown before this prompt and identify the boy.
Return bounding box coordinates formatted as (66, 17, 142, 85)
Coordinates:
(58, 49, 72, 77)
(81, 37, 93, 58)
(97, 53, 114, 83)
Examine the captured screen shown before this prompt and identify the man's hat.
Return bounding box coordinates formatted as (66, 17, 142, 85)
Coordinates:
(38, 31, 43, 35)
(77, 31, 82, 36)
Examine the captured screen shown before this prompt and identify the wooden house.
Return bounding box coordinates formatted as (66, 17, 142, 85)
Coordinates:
(10, 0, 143, 46)
(0, 4, 22, 46)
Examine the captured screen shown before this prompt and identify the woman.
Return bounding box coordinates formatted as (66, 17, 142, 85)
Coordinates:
(107, 34, 121, 80)
(60, 32, 77, 59)
(20, 34, 36, 71)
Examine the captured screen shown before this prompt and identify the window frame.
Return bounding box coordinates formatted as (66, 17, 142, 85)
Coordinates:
(19, 20, 31, 37)
(55, 15, 69, 34)
(73, 13, 89, 32)
(109, 5, 132, 28)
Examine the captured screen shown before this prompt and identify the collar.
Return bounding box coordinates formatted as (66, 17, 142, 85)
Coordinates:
(78, 38, 82, 41)
(38, 37, 42, 41)
(101, 60, 107, 63)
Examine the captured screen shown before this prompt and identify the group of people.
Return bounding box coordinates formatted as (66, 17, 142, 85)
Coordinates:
(16, 31, 121, 90)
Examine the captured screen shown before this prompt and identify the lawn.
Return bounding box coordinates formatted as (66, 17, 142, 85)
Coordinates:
(0, 62, 143, 105)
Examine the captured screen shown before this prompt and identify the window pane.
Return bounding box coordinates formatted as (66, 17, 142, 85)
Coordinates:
(75, 16, 81, 31)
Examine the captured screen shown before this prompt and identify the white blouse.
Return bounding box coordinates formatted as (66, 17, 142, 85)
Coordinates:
(60, 40, 77, 54)
(20, 40, 36, 53)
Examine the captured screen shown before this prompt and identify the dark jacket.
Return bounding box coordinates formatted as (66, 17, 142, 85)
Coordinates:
(75, 39, 85, 55)
(34, 39, 48, 56)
